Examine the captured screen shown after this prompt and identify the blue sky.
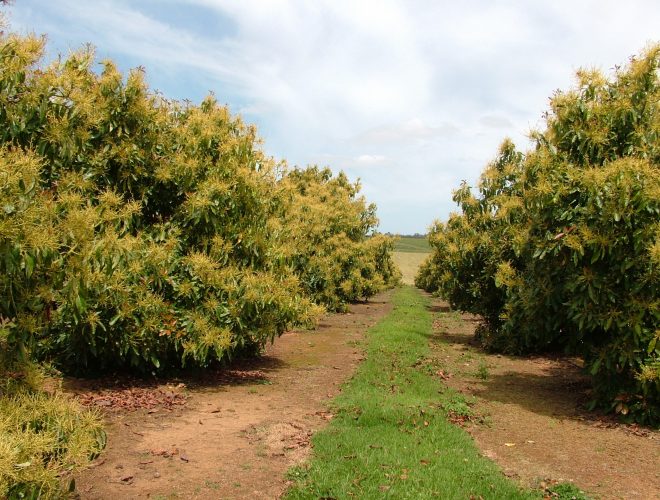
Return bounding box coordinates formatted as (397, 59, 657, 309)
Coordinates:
(4, 1, 660, 233)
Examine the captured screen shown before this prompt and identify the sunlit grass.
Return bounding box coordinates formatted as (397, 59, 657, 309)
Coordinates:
(285, 286, 535, 499)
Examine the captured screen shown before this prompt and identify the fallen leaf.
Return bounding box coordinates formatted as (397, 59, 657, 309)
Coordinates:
(151, 448, 178, 458)
(504, 443, 516, 447)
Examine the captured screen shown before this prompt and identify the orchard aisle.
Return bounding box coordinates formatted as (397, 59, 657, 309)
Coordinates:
(430, 302, 660, 499)
(71, 284, 659, 500)
(74, 291, 393, 499)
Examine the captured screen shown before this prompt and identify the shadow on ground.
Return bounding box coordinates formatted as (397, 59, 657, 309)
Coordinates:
(470, 364, 591, 421)
(64, 355, 291, 395)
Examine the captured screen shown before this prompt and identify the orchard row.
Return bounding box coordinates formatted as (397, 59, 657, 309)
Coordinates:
(418, 46, 660, 424)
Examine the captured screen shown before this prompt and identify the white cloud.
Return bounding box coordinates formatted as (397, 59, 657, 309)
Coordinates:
(480, 115, 514, 129)
(7, 0, 660, 233)
(354, 119, 459, 145)
(355, 154, 387, 165)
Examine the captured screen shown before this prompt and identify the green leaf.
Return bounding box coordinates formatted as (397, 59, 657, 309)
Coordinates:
(75, 295, 87, 314)
(24, 254, 35, 278)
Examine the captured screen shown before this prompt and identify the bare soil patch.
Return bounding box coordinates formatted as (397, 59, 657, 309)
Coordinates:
(70, 290, 393, 499)
(430, 298, 660, 500)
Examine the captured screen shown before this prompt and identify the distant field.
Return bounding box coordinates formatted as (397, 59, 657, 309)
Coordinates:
(393, 236, 430, 253)
(393, 251, 429, 285)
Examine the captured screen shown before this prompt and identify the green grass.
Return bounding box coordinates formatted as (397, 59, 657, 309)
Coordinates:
(546, 482, 591, 500)
(285, 286, 535, 499)
(393, 236, 430, 253)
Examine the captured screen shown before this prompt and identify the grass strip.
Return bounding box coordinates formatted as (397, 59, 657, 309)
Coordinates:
(285, 286, 536, 499)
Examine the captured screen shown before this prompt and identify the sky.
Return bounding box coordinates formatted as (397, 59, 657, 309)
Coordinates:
(4, 1, 660, 234)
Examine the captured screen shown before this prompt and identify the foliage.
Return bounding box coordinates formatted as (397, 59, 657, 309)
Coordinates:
(280, 166, 400, 311)
(417, 139, 527, 341)
(0, 361, 105, 499)
(0, 30, 397, 374)
(417, 46, 660, 423)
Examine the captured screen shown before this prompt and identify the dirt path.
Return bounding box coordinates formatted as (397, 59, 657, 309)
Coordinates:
(72, 290, 393, 500)
(430, 300, 660, 500)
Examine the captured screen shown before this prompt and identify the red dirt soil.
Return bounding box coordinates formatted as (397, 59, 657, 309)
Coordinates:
(70, 290, 393, 500)
(430, 300, 660, 500)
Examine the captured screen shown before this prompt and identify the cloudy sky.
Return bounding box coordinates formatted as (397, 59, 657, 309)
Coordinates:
(5, 1, 660, 233)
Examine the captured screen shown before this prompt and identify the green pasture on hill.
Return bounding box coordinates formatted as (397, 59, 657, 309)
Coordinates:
(393, 236, 430, 253)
